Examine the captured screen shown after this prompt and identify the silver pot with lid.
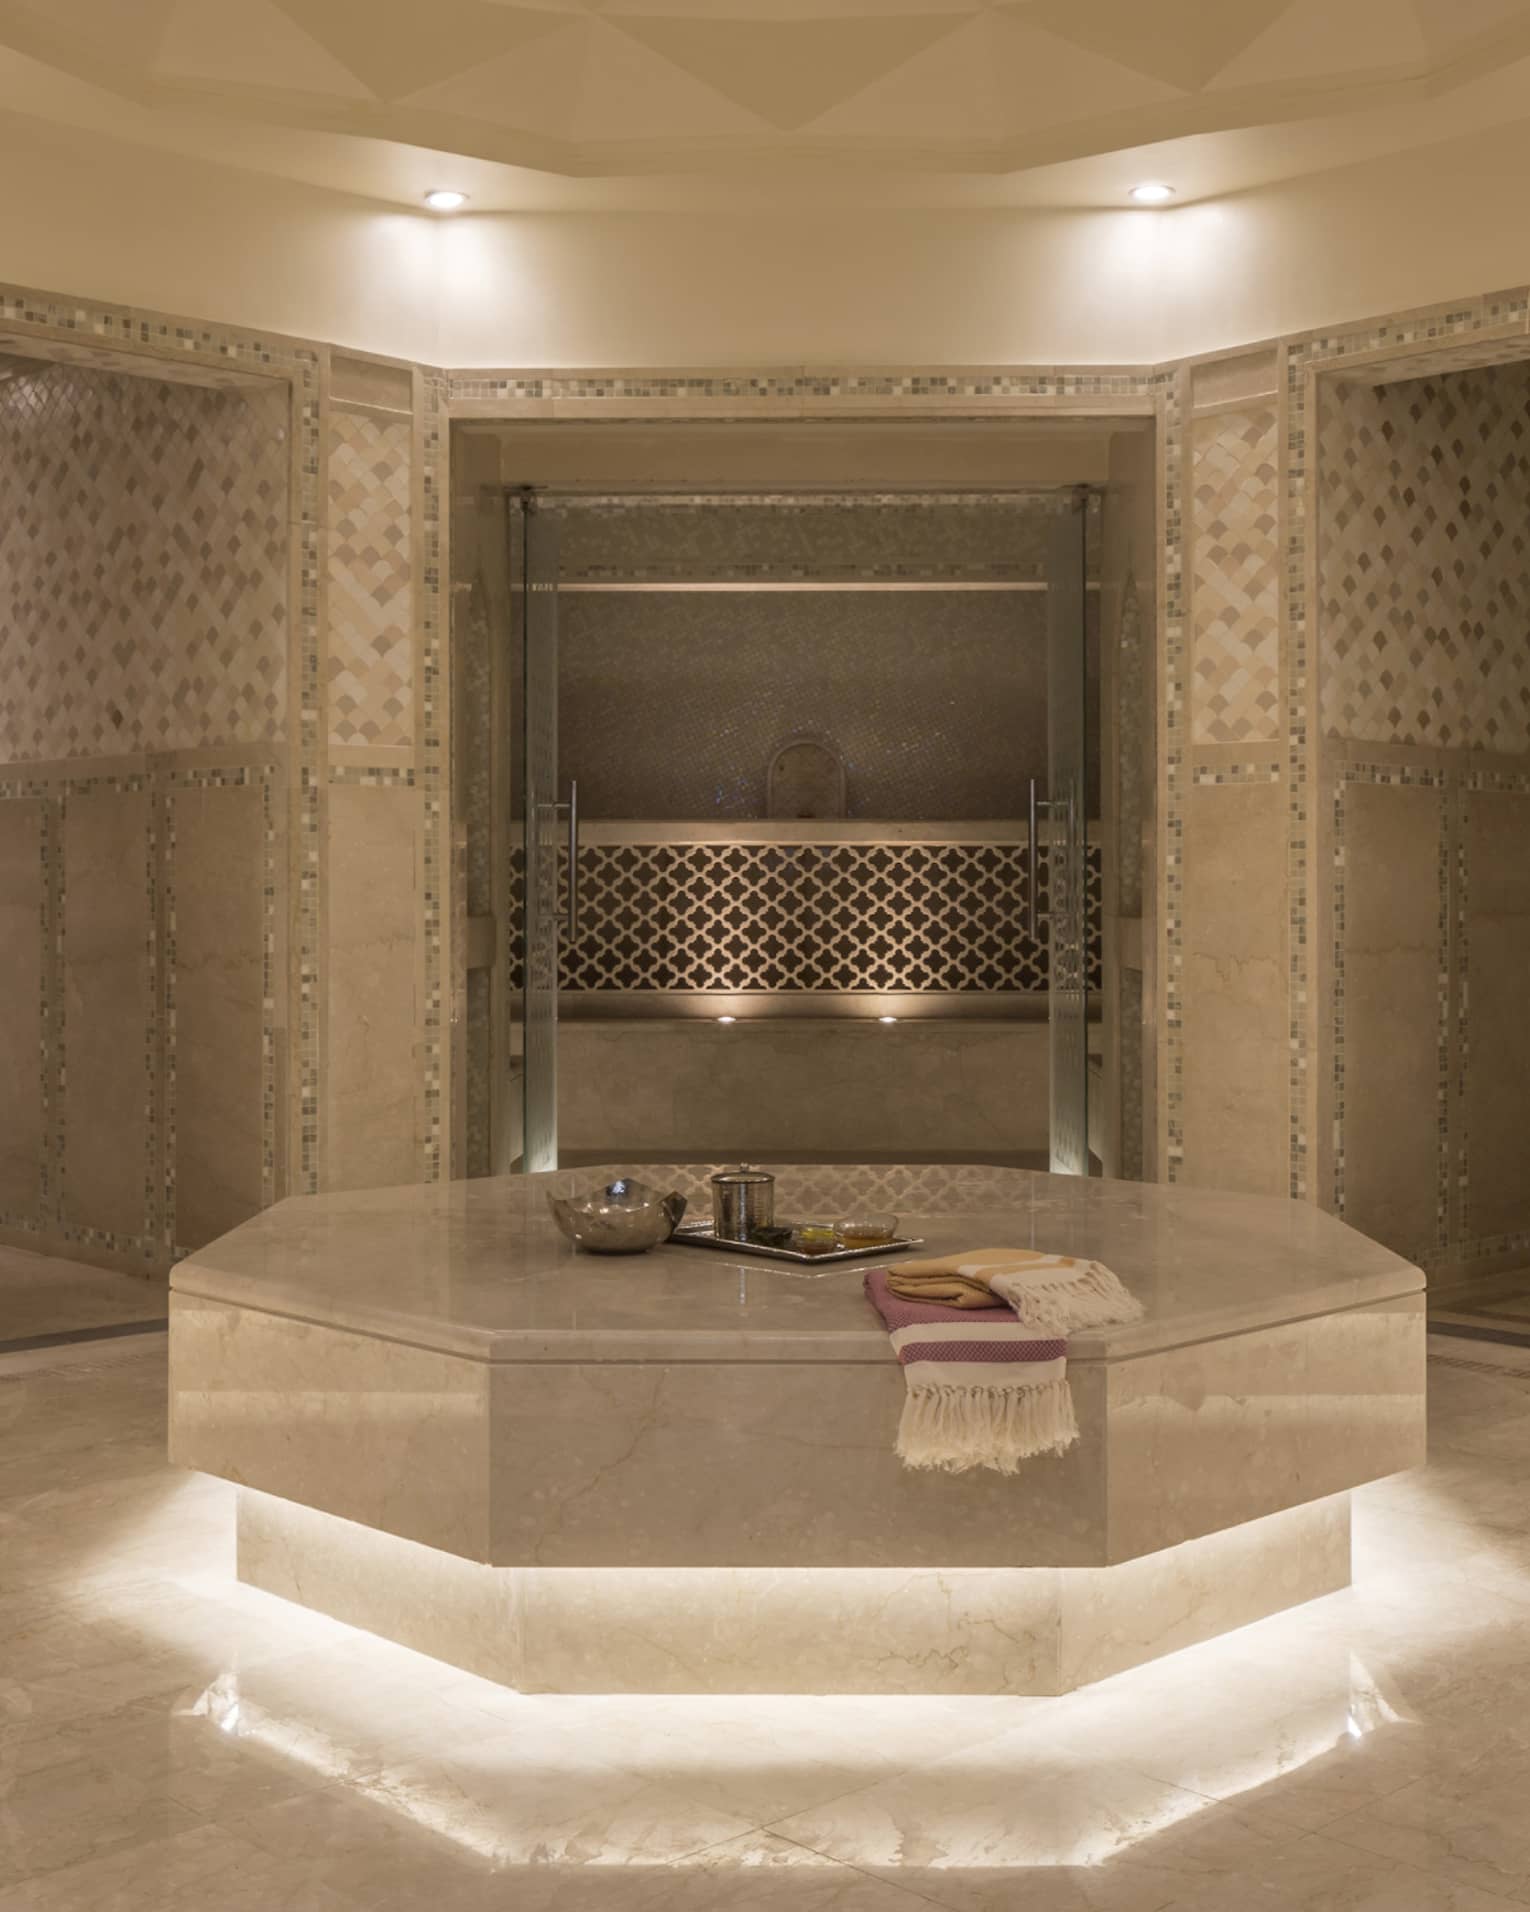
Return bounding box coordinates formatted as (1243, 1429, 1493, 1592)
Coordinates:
(709, 1164, 775, 1241)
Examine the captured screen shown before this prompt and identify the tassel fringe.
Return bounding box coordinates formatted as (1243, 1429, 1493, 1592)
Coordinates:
(895, 1376, 1079, 1475)
(989, 1263, 1145, 1336)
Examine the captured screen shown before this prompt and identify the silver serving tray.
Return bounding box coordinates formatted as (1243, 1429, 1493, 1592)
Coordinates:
(672, 1222, 924, 1265)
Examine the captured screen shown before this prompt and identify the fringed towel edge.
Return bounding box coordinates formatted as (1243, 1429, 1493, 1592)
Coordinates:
(988, 1262, 1145, 1335)
(894, 1376, 1079, 1475)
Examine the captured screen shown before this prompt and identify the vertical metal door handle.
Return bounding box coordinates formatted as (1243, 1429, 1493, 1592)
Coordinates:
(565, 779, 580, 944)
(1027, 778, 1047, 941)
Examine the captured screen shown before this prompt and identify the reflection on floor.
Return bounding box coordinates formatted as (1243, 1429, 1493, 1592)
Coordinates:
(4, 1338, 1530, 1909)
(0, 1245, 167, 1351)
(1431, 1267, 1530, 1352)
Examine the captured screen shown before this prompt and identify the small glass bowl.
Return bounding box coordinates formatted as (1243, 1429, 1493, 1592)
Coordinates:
(792, 1221, 841, 1255)
(834, 1213, 899, 1249)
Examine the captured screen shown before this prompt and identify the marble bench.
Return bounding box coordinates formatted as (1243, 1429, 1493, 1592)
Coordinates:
(169, 1163, 1425, 1695)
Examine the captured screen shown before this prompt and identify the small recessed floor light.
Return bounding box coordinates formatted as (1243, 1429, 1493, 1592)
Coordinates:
(1129, 182, 1175, 205)
(424, 189, 468, 212)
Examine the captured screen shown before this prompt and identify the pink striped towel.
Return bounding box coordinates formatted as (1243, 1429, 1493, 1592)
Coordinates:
(864, 1266, 1098, 1473)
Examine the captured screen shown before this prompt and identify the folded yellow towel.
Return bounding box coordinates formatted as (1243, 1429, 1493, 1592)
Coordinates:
(888, 1247, 1053, 1308)
(887, 1248, 1143, 1334)
(883, 1269, 996, 1309)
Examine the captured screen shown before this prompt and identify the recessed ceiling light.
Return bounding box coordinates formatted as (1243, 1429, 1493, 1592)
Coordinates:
(1129, 182, 1175, 205)
(717, 1015, 737, 1025)
(424, 189, 468, 212)
(878, 1015, 899, 1024)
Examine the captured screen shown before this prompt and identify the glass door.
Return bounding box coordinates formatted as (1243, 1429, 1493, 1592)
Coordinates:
(517, 495, 563, 1171)
(1046, 489, 1091, 1175)
(504, 482, 1094, 1178)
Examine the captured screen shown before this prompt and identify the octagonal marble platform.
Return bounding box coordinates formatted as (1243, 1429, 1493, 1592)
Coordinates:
(169, 1164, 1425, 1694)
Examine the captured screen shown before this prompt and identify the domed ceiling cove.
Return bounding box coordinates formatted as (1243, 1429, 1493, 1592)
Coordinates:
(3, 0, 1530, 180)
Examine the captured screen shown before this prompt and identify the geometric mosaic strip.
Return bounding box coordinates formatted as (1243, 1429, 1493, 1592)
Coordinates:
(327, 411, 413, 748)
(1191, 406, 1280, 745)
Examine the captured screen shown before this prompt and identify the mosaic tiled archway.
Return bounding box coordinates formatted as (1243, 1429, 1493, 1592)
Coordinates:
(0, 283, 450, 1265)
(1294, 306, 1530, 1277)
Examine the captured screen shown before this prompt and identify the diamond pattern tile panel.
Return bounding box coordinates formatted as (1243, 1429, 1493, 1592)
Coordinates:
(327, 411, 413, 748)
(1191, 406, 1280, 744)
(0, 364, 288, 760)
(1318, 368, 1530, 750)
(510, 840, 1102, 995)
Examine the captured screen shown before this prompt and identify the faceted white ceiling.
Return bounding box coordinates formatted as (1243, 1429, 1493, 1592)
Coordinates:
(1, 0, 1529, 180)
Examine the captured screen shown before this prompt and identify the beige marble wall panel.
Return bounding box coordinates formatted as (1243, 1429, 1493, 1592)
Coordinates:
(62, 789, 150, 1242)
(0, 799, 43, 1216)
(170, 1295, 490, 1558)
(325, 784, 418, 1191)
(1178, 781, 1288, 1196)
(489, 1357, 1108, 1570)
(558, 1020, 1052, 1161)
(171, 782, 265, 1251)
(1104, 1294, 1423, 1563)
(1464, 786, 1530, 1242)
(1340, 780, 1444, 1257)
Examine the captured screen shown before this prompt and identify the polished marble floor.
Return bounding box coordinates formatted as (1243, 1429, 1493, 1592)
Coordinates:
(4, 1330, 1530, 1909)
(0, 1245, 167, 1348)
(1432, 1269, 1530, 1352)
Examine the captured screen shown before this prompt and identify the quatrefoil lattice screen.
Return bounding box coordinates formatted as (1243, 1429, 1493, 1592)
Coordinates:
(510, 839, 1102, 996)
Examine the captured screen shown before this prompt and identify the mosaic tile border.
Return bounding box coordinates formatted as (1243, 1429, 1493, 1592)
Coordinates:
(1330, 763, 1450, 1258)
(448, 369, 1157, 408)
(328, 764, 417, 788)
(1158, 366, 1188, 1181)
(1190, 762, 1283, 786)
(1454, 1229, 1530, 1267)
(420, 370, 449, 1186)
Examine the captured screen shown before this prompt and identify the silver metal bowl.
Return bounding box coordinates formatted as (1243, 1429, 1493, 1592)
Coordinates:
(547, 1177, 688, 1255)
